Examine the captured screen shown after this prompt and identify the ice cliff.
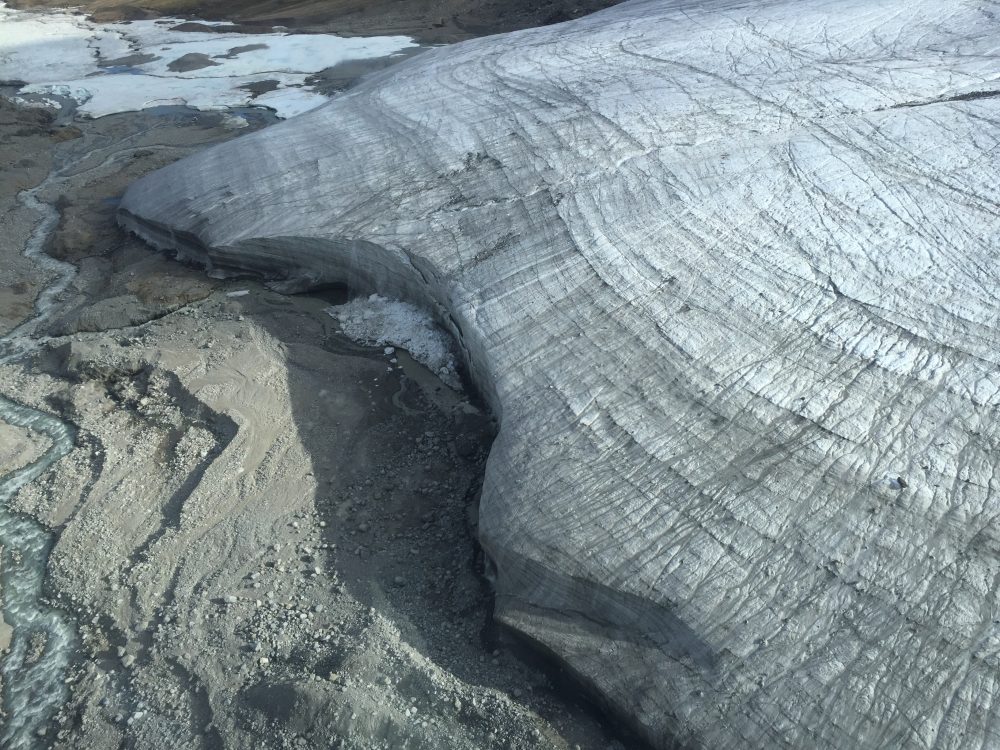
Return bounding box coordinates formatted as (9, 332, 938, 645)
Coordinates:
(118, 0, 1000, 746)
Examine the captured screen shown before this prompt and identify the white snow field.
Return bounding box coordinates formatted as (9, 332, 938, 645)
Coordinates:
(116, 0, 1000, 746)
(0, 3, 416, 117)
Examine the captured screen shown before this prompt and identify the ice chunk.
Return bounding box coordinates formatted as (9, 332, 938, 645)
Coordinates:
(327, 295, 459, 388)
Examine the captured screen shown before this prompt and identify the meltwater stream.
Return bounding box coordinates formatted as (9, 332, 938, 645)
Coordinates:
(0, 399, 75, 748)
(0, 164, 80, 746)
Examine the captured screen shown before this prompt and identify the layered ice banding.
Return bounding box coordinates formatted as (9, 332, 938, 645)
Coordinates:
(0, 3, 417, 117)
(119, 0, 1000, 747)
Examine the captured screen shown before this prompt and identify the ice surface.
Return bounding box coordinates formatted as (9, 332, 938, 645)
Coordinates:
(118, 0, 1000, 746)
(0, 3, 416, 118)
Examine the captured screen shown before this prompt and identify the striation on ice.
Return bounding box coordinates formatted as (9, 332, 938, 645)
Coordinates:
(118, 0, 1000, 746)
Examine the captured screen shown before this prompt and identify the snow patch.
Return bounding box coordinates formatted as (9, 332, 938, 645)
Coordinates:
(327, 295, 460, 388)
(0, 2, 417, 119)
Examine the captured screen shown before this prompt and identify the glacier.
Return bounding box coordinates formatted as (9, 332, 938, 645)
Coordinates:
(117, 0, 1000, 746)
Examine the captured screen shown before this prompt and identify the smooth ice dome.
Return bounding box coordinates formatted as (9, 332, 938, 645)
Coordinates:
(118, 0, 1000, 746)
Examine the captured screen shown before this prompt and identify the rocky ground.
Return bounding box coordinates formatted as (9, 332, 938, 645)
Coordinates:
(0, 96, 631, 748)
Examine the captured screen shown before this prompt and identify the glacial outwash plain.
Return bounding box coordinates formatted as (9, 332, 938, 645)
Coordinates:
(3, 0, 1000, 748)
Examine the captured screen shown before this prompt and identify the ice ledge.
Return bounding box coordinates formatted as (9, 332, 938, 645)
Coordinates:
(119, 0, 1000, 746)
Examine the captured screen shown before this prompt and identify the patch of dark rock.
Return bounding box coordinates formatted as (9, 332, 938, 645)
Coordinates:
(214, 43, 268, 59)
(239, 79, 281, 97)
(166, 53, 221, 72)
(100, 53, 158, 68)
